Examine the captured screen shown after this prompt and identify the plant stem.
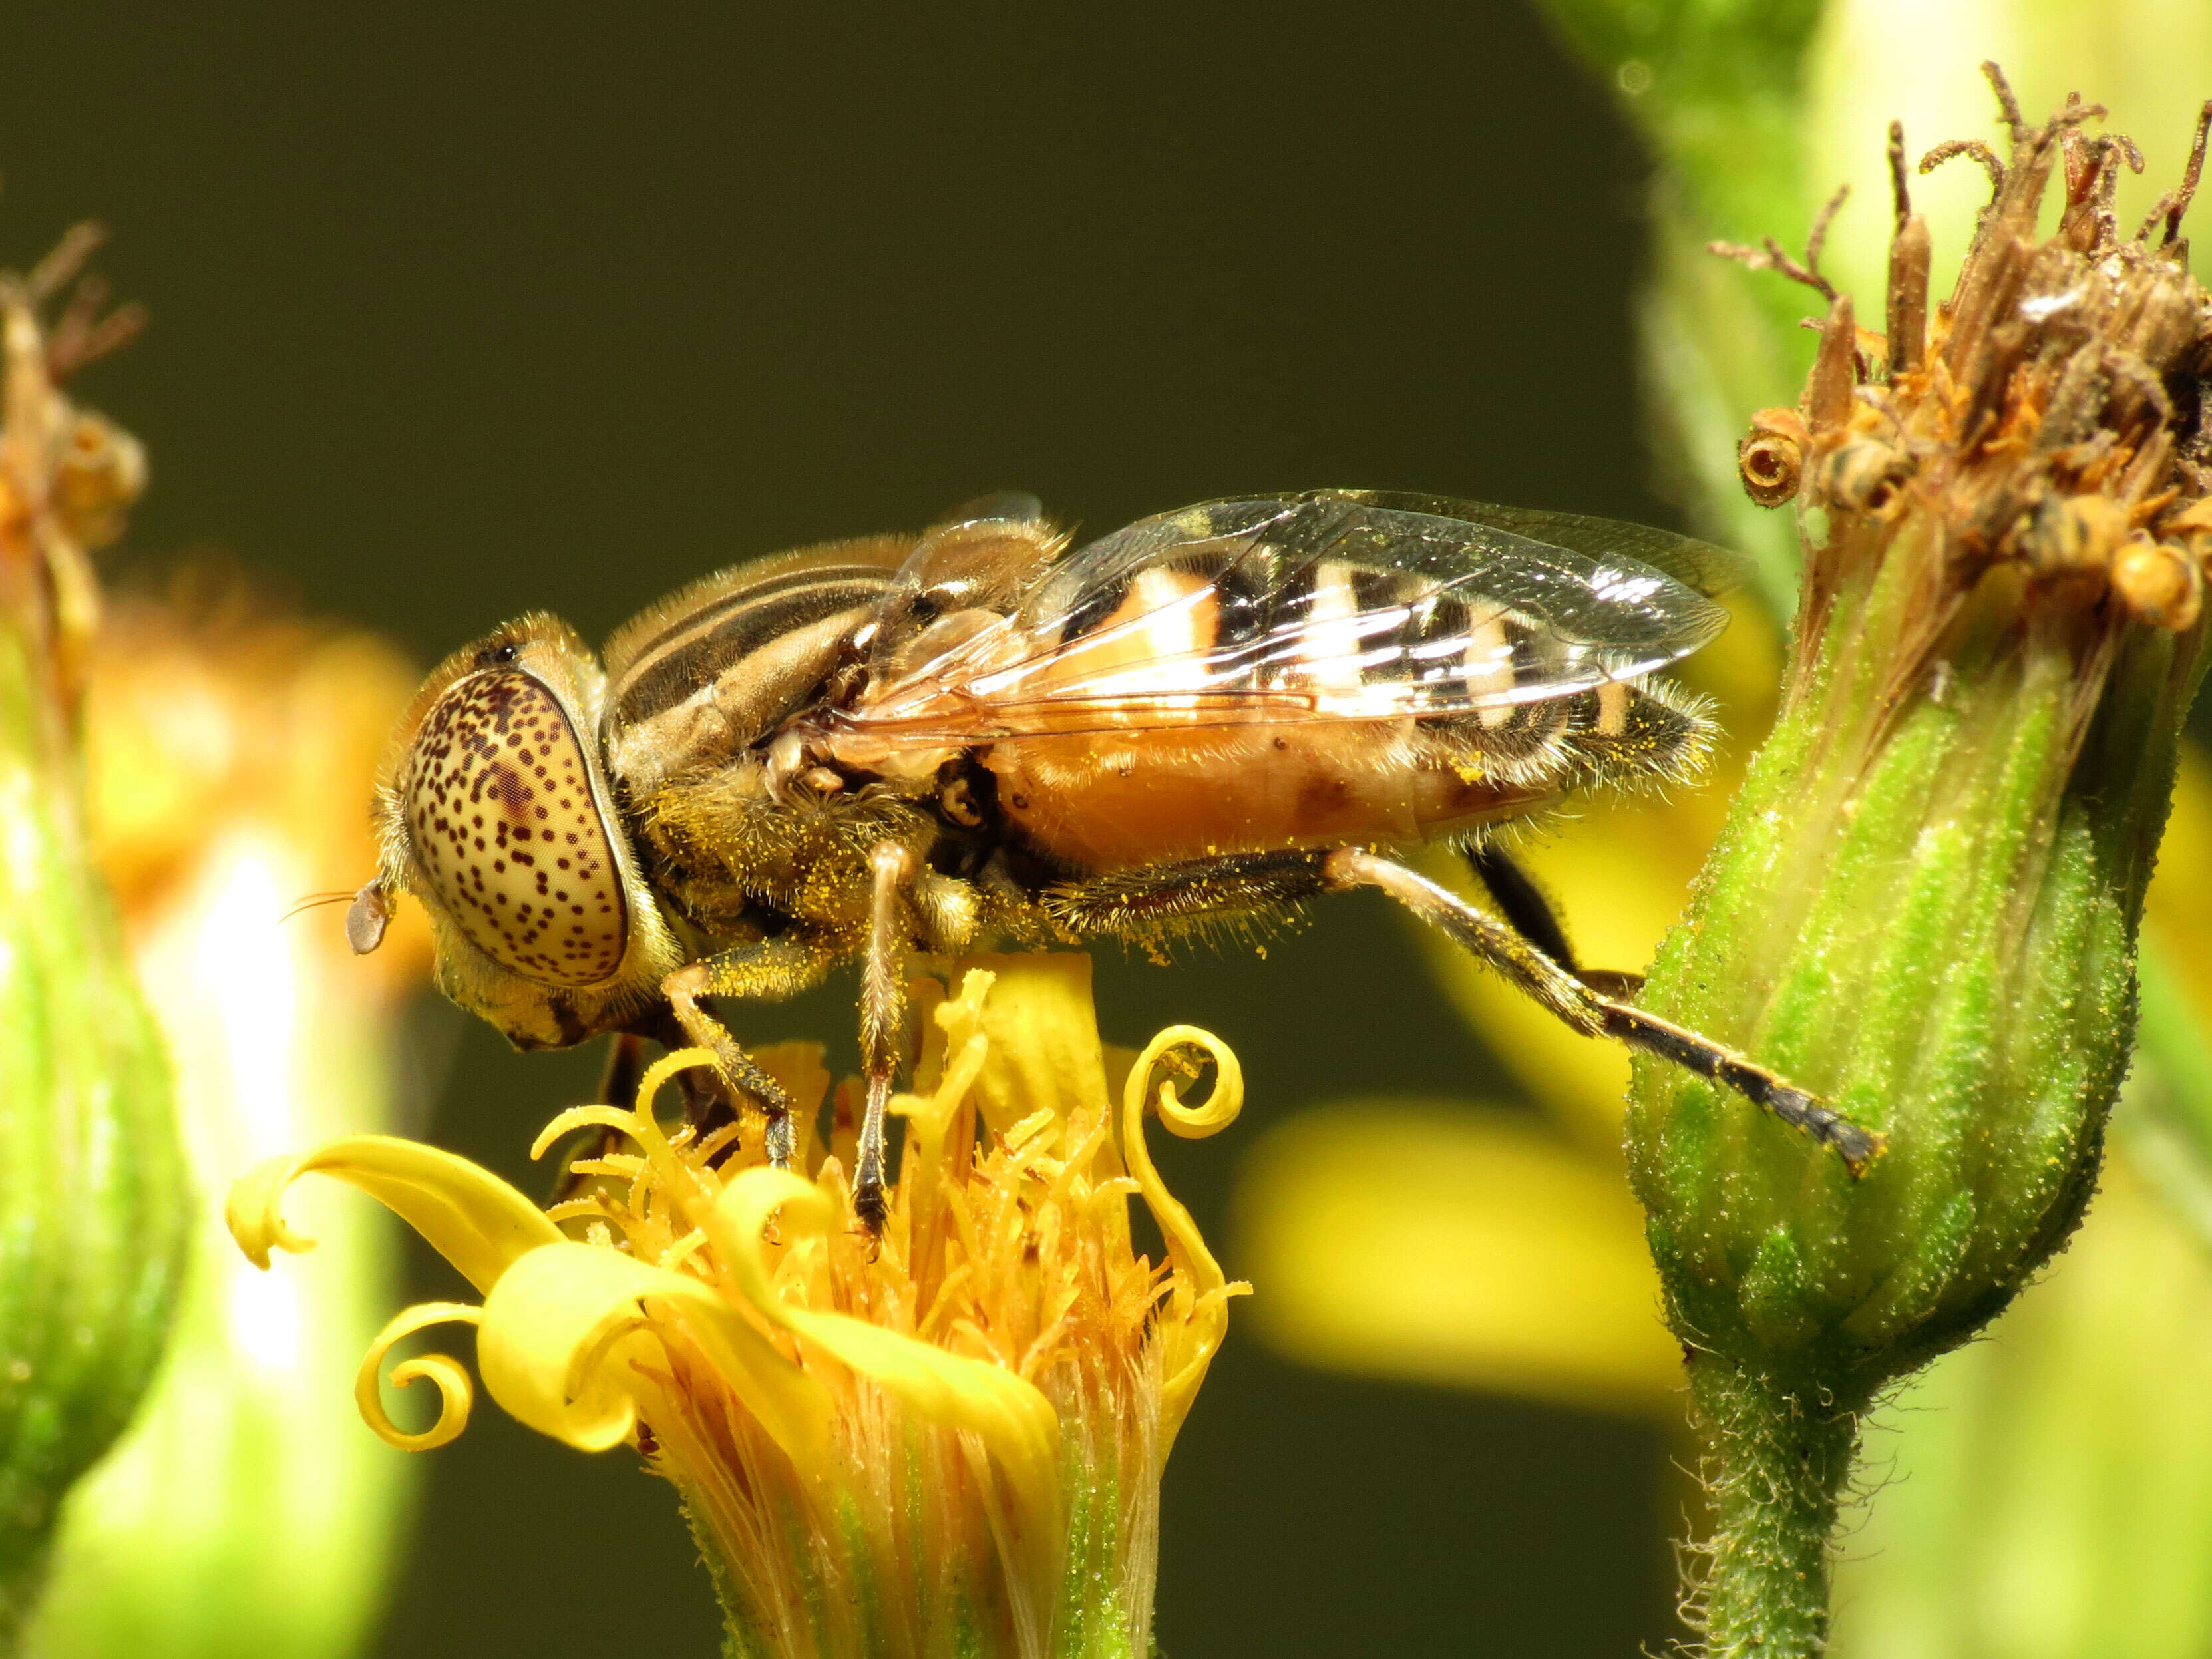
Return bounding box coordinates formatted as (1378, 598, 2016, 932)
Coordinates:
(1688, 1358, 1862, 1658)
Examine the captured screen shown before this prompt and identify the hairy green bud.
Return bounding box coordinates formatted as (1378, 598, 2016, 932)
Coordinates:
(1628, 81, 2212, 1654)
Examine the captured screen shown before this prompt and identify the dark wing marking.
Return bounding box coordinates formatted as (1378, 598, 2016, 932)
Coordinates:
(1300, 490, 1753, 600)
(841, 495, 1732, 741)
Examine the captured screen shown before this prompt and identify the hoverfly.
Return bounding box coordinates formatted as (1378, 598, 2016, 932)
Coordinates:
(348, 490, 1876, 1229)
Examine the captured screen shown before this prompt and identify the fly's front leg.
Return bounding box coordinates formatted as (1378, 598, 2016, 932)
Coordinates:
(854, 842, 917, 1233)
(663, 932, 842, 1171)
(1325, 848, 1883, 1174)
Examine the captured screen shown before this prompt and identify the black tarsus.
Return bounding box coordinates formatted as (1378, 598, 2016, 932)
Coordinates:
(1598, 1002, 1884, 1174)
(1332, 846, 1883, 1177)
(1465, 842, 1646, 1000)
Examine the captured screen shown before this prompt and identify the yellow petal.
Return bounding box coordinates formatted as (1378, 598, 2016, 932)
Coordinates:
(751, 1041, 833, 1171)
(894, 982, 997, 1268)
(476, 1240, 832, 1463)
(1234, 1101, 1681, 1416)
(355, 1301, 481, 1451)
(1117, 1024, 1250, 1449)
(226, 1134, 562, 1294)
(954, 954, 1113, 1139)
(705, 1167, 1063, 1545)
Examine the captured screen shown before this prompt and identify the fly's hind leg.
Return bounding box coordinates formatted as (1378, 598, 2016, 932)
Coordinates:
(1463, 842, 1644, 1002)
(1325, 847, 1883, 1174)
(663, 932, 844, 1171)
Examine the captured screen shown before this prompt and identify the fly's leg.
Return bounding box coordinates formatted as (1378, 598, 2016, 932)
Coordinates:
(1041, 848, 1331, 936)
(854, 842, 917, 1234)
(663, 933, 843, 1171)
(1041, 842, 1875, 1168)
(548, 1031, 649, 1208)
(1465, 842, 1581, 971)
(1326, 848, 1883, 1174)
(1463, 842, 1645, 1001)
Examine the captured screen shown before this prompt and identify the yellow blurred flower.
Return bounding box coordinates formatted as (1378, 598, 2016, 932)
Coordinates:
(228, 954, 1245, 1659)
(1236, 1100, 1677, 1415)
(1831, 1150, 2212, 1659)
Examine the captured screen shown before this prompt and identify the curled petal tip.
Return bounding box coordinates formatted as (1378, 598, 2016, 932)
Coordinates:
(356, 1302, 482, 1451)
(225, 1151, 321, 1270)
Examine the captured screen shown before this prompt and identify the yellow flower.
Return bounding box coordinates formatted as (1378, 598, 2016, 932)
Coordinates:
(228, 954, 1244, 1659)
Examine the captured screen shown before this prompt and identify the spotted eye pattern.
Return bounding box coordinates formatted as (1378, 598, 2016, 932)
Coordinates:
(402, 670, 628, 985)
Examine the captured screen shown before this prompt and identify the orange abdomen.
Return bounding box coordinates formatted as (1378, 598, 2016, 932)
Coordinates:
(982, 720, 1546, 873)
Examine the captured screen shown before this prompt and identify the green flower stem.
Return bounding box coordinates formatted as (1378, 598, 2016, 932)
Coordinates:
(1533, 0, 1835, 601)
(1534, 0, 1821, 279)
(1687, 1359, 1859, 1657)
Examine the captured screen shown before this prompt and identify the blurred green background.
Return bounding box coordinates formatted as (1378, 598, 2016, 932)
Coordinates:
(1, 4, 1680, 1654)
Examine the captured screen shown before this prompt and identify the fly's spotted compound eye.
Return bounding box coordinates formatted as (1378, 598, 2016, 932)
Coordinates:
(402, 669, 628, 985)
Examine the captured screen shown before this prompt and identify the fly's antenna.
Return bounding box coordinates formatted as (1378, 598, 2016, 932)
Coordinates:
(278, 891, 355, 926)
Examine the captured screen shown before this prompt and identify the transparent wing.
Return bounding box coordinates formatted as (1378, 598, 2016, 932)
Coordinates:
(842, 494, 1733, 741)
(1299, 489, 1753, 600)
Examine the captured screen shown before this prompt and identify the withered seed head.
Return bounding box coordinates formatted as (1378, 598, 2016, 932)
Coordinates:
(2028, 494, 2131, 578)
(52, 409, 146, 552)
(1731, 78, 2212, 641)
(1644, 93, 2212, 1612)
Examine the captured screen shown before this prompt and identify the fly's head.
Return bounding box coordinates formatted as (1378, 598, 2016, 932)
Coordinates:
(349, 612, 681, 1049)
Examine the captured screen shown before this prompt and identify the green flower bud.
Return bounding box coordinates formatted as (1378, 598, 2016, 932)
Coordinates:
(0, 253, 188, 1638)
(1627, 83, 2212, 1654)
(26, 587, 429, 1659)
